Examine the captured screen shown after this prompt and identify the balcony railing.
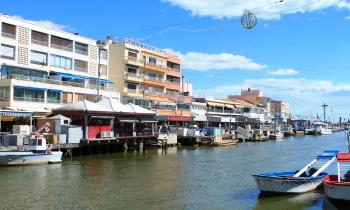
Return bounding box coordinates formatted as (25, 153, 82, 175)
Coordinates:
(1, 32, 16, 39)
(14, 96, 44, 103)
(31, 39, 48, 46)
(144, 91, 167, 97)
(51, 43, 73, 52)
(7, 74, 116, 92)
(144, 76, 165, 83)
(124, 72, 142, 79)
(75, 49, 88, 56)
(47, 98, 62, 104)
(74, 66, 88, 73)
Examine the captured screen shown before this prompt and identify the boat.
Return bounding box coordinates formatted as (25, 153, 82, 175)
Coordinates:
(324, 153, 350, 203)
(253, 150, 338, 194)
(0, 122, 62, 166)
(314, 122, 332, 135)
(211, 139, 237, 146)
(0, 135, 62, 165)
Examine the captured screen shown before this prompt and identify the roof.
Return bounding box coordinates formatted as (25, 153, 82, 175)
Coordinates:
(127, 103, 156, 115)
(53, 100, 111, 113)
(227, 98, 256, 108)
(49, 114, 71, 120)
(96, 98, 134, 113)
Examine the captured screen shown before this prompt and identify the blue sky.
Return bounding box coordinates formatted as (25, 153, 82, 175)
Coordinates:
(2, 0, 350, 120)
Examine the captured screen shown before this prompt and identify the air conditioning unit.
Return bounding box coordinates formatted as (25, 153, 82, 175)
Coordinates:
(100, 131, 108, 138)
(107, 131, 114, 138)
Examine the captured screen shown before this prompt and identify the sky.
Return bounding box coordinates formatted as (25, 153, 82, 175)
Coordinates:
(2, 0, 350, 121)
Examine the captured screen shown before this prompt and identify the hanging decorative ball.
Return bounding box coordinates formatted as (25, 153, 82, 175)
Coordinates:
(241, 10, 258, 30)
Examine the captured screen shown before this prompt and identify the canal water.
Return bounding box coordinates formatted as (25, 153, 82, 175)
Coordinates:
(0, 132, 348, 210)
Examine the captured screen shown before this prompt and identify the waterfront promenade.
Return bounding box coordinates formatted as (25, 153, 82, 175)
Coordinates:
(0, 132, 347, 209)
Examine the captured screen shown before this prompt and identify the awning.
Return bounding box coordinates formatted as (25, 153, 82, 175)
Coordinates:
(207, 102, 217, 107)
(52, 72, 86, 80)
(193, 115, 207, 122)
(138, 116, 157, 123)
(215, 103, 225, 107)
(15, 86, 47, 91)
(117, 116, 139, 123)
(208, 116, 221, 122)
(0, 110, 32, 117)
(225, 104, 234, 108)
(167, 116, 192, 122)
(88, 77, 113, 84)
(47, 89, 63, 92)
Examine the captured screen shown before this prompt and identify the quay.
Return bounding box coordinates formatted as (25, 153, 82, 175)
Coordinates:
(0, 14, 346, 157)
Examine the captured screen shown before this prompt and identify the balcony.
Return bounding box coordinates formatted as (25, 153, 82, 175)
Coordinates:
(143, 76, 166, 87)
(123, 87, 143, 98)
(47, 98, 62, 104)
(7, 74, 115, 92)
(144, 92, 169, 102)
(1, 32, 15, 39)
(31, 39, 49, 46)
(2, 23, 16, 40)
(14, 96, 44, 103)
(166, 81, 180, 91)
(166, 67, 181, 77)
(51, 36, 73, 52)
(124, 72, 143, 82)
(144, 62, 167, 73)
(124, 56, 144, 67)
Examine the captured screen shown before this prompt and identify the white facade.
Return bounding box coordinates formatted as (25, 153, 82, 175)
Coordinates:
(191, 101, 207, 121)
(0, 14, 119, 112)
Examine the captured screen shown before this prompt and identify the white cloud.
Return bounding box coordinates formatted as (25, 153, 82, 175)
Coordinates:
(13, 15, 73, 31)
(270, 69, 300, 75)
(345, 16, 350, 20)
(166, 48, 267, 71)
(162, 0, 350, 20)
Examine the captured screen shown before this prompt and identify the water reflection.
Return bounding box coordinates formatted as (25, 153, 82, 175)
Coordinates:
(322, 197, 350, 210)
(254, 192, 323, 210)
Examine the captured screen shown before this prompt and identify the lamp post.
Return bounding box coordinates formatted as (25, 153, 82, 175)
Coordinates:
(96, 40, 106, 102)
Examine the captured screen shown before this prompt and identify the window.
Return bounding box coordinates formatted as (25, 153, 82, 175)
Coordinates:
(148, 72, 156, 78)
(75, 42, 88, 55)
(0, 44, 15, 60)
(74, 59, 88, 72)
(149, 57, 156, 64)
(50, 54, 72, 69)
(127, 83, 137, 90)
(100, 49, 108, 59)
(31, 31, 48, 46)
(47, 90, 61, 104)
(30, 51, 48, 65)
(0, 87, 9, 100)
(135, 99, 150, 107)
(51, 36, 73, 51)
(14, 87, 44, 102)
(63, 120, 69, 125)
(1, 23, 16, 39)
(128, 51, 137, 59)
(127, 67, 137, 74)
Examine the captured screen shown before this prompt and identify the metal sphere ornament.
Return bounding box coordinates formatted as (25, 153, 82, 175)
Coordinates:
(241, 10, 257, 30)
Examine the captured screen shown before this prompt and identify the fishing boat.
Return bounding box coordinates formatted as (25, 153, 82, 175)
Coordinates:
(0, 134, 62, 166)
(0, 122, 62, 166)
(314, 122, 332, 135)
(324, 153, 350, 203)
(253, 150, 338, 194)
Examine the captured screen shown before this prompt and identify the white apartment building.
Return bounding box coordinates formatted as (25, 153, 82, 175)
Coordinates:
(0, 14, 119, 113)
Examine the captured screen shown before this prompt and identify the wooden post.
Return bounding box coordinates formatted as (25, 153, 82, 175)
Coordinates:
(132, 122, 136, 137)
(338, 162, 341, 182)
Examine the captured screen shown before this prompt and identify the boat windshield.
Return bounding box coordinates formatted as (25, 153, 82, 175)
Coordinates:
(29, 139, 42, 146)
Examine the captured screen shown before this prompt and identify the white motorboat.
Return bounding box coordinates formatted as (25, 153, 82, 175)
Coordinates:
(314, 122, 332, 135)
(253, 150, 338, 194)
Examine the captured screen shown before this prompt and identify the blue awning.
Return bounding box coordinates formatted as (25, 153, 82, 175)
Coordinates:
(48, 89, 63, 92)
(15, 86, 47, 91)
(87, 77, 113, 84)
(51, 72, 86, 80)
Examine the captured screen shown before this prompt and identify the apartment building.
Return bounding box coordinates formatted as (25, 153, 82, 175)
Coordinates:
(108, 38, 191, 123)
(0, 14, 119, 113)
(228, 88, 272, 123)
(270, 100, 290, 122)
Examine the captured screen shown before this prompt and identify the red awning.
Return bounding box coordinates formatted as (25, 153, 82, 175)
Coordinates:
(337, 153, 350, 162)
(167, 116, 192, 122)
